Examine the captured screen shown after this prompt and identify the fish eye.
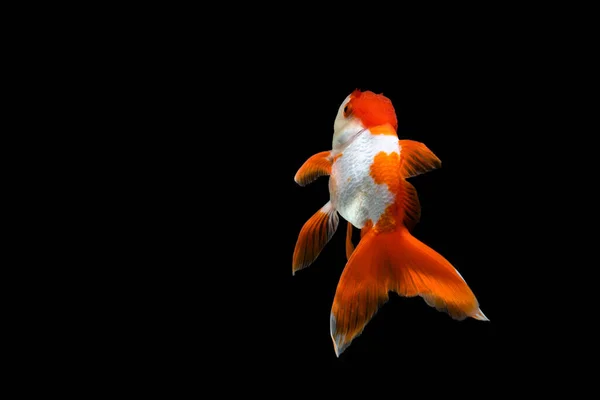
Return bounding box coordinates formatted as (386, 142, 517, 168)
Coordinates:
(343, 104, 352, 117)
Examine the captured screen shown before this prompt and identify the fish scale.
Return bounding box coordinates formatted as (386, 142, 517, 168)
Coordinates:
(331, 132, 399, 229)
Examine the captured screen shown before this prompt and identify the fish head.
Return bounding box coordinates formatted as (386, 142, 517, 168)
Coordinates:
(332, 89, 398, 151)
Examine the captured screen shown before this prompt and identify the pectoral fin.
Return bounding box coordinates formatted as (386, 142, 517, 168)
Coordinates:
(398, 140, 441, 178)
(294, 151, 333, 186)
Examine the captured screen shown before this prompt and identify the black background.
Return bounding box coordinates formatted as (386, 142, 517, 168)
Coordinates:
(18, 3, 591, 393)
(151, 57, 517, 374)
(126, 12, 569, 384)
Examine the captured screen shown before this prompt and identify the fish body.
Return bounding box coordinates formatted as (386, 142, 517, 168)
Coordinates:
(293, 89, 488, 357)
(330, 129, 400, 231)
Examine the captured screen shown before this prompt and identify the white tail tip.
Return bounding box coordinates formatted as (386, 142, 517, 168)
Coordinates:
(472, 309, 490, 321)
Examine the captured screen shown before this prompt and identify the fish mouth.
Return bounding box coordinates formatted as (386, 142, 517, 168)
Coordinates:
(348, 128, 366, 142)
(334, 127, 366, 152)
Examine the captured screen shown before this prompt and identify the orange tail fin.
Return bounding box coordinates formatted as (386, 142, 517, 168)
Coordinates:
(330, 226, 488, 357)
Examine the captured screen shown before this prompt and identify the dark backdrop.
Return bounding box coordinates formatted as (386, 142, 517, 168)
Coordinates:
(133, 22, 545, 382)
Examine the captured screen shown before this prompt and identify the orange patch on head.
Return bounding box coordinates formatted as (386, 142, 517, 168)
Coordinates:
(369, 124, 397, 136)
(349, 90, 398, 131)
(370, 151, 401, 232)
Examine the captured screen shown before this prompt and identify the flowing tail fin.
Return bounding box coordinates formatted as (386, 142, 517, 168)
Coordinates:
(330, 226, 488, 357)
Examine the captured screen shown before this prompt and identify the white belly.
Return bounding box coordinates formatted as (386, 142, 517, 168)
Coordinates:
(330, 133, 400, 229)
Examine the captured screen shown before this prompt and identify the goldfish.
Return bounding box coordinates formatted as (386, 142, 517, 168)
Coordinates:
(292, 89, 489, 357)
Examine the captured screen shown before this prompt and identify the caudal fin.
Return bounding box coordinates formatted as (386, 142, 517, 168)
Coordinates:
(330, 226, 487, 357)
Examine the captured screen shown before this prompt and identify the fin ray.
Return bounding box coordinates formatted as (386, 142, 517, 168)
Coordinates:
(401, 180, 421, 230)
(294, 151, 332, 186)
(392, 229, 485, 321)
(398, 140, 441, 178)
(330, 227, 487, 356)
(292, 201, 339, 274)
(330, 232, 389, 357)
(345, 221, 355, 260)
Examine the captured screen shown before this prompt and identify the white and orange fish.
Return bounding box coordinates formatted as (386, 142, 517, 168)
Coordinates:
(292, 89, 489, 357)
